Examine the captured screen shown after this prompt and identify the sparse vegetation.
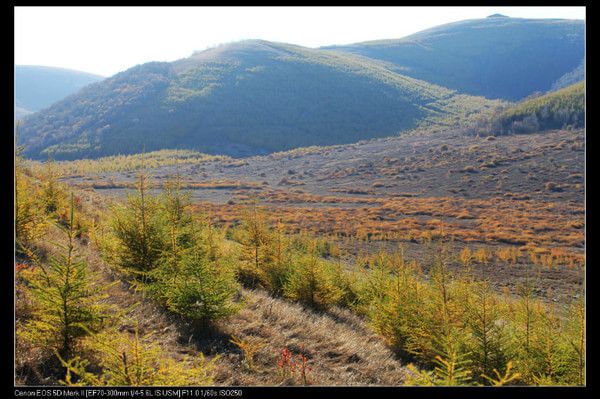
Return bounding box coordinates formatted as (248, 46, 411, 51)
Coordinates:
(28, 149, 227, 177)
(15, 141, 586, 386)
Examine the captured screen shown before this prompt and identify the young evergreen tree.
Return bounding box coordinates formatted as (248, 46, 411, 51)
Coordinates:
(58, 323, 217, 386)
(261, 219, 292, 295)
(161, 222, 240, 325)
(465, 280, 508, 382)
(15, 144, 47, 253)
(529, 301, 569, 385)
(511, 266, 538, 383)
(111, 164, 166, 280)
(238, 202, 272, 287)
(368, 249, 422, 354)
(22, 193, 109, 355)
(157, 175, 193, 281)
(563, 292, 585, 385)
(283, 240, 343, 309)
(39, 159, 65, 216)
(162, 174, 193, 254)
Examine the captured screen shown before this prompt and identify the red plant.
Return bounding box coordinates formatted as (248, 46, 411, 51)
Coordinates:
(15, 263, 28, 273)
(277, 347, 295, 380)
(296, 353, 312, 385)
(276, 346, 313, 385)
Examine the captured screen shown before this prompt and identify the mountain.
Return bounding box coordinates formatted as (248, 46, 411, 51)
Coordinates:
(17, 40, 500, 160)
(326, 16, 584, 101)
(15, 65, 104, 114)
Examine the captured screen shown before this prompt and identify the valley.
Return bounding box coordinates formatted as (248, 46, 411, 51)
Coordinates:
(58, 127, 585, 300)
(14, 11, 586, 389)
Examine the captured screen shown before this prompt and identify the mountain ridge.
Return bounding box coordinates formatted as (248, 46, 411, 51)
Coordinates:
(325, 16, 584, 100)
(18, 39, 501, 160)
(17, 16, 584, 160)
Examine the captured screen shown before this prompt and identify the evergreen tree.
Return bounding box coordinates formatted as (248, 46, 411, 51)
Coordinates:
(163, 247, 239, 324)
(156, 175, 193, 284)
(111, 164, 166, 279)
(40, 159, 65, 216)
(261, 219, 292, 295)
(22, 193, 109, 355)
(238, 202, 272, 287)
(511, 266, 538, 383)
(283, 241, 343, 309)
(15, 144, 47, 253)
(465, 280, 508, 382)
(58, 323, 217, 386)
(563, 292, 585, 385)
(161, 224, 240, 324)
(162, 174, 193, 255)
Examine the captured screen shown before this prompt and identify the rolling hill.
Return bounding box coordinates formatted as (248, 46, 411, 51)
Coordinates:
(326, 15, 584, 100)
(488, 81, 584, 135)
(17, 40, 500, 160)
(15, 65, 105, 115)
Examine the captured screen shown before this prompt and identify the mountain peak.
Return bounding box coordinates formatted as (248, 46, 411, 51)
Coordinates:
(487, 13, 509, 18)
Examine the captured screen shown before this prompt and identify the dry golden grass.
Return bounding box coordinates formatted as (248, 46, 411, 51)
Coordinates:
(212, 289, 408, 385)
(195, 195, 584, 262)
(73, 179, 264, 191)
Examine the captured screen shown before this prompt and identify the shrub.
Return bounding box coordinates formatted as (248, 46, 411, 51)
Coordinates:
(230, 335, 264, 371)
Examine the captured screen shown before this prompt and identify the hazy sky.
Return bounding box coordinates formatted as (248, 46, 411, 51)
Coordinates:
(15, 6, 585, 77)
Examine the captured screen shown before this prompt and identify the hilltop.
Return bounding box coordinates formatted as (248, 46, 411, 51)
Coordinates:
(327, 17, 584, 100)
(17, 40, 499, 160)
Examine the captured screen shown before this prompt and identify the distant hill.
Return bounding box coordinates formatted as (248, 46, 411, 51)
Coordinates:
(15, 65, 104, 114)
(17, 40, 500, 160)
(326, 17, 584, 100)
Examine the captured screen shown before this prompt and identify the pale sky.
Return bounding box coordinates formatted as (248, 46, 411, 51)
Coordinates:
(15, 6, 585, 77)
